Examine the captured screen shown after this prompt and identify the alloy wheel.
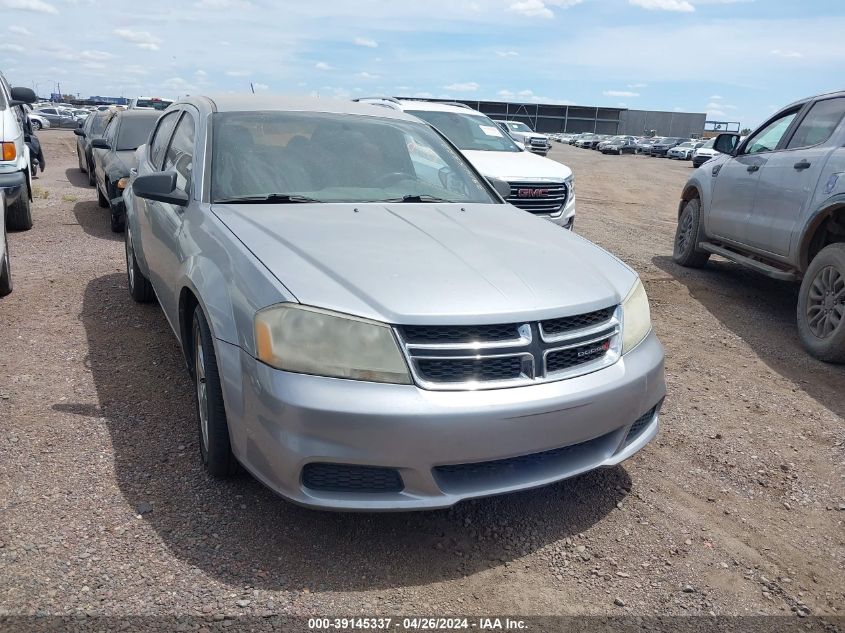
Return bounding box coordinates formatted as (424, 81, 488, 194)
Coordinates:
(806, 265, 844, 338)
(125, 228, 135, 290)
(675, 209, 694, 255)
(194, 327, 210, 453)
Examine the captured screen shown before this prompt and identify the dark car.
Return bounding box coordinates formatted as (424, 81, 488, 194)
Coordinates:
(91, 110, 159, 232)
(602, 138, 639, 155)
(650, 137, 688, 157)
(74, 110, 115, 186)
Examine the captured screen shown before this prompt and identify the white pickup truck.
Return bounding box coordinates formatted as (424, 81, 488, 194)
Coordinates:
(354, 98, 575, 229)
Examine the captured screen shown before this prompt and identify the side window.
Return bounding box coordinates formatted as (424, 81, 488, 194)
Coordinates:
(743, 109, 799, 155)
(163, 114, 196, 194)
(148, 111, 180, 170)
(786, 98, 845, 150)
(102, 118, 116, 142)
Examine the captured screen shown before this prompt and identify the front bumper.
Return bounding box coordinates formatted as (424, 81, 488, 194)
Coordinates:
(222, 330, 665, 510)
(0, 170, 26, 206)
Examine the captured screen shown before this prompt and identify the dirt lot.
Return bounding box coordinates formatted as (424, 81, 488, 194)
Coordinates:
(1, 131, 843, 622)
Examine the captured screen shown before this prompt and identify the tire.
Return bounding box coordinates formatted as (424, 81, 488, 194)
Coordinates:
(796, 243, 845, 363)
(78, 147, 87, 173)
(110, 202, 125, 233)
(6, 178, 33, 231)
(87, 158, 95, 186)
(672, 198, 710, 268)
(31, 120, 41, 131)
(124, 225, 155, 303)
(0, 231, 12, 296)
(97, 182, 108, 208)
(192, 307, 237, 477)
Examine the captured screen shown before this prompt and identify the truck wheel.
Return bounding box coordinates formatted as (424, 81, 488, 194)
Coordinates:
(192, 307, 238, 477)
(673, 198, 709, 268)
(0, 231, 12, 296)
(6, 179, 33, 231)
(797, 243, 845, 363)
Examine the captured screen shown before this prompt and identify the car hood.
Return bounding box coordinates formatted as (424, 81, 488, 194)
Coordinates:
(211, 203, 635, 325)
(462, 149, 572, 182)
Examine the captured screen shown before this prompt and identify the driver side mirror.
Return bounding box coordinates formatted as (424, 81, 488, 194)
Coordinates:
(487, 177, 512, 200)
(74, 129, 85, 137)
(132, 171, 189, 206)
(91, 138, 110, 149)
(9, 87, 36, 106)
(713, 133, 741, 156)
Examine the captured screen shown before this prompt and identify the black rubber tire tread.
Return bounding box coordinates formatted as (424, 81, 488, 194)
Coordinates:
(0, 231, 12, 296)
(6, 179, 33, 231)
(125, 228, 155, 303)
(672, 197, 710, 268)
(192, 308, 238, 477)
(796, 242, 845, 363)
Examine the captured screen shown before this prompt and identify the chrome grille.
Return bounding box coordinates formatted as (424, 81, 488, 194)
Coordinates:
(395, 306, 620, 391)
(505, 180, 568, 215)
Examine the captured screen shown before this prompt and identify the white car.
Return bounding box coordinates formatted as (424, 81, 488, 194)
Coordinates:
(493, 119, 551, 156)
(355, 98, 576, 229)
(25, 108, 50, 131)
(667, 141, 704, 160)
(0, 71, 36, 232)
(127, 96, 173, 111)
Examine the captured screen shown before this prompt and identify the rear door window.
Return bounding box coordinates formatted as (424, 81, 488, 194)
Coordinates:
(786, 97, 845, 149)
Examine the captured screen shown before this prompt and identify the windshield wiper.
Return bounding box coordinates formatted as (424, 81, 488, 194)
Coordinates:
(214, 194, 321, 204)
(375, 194, 456, 203)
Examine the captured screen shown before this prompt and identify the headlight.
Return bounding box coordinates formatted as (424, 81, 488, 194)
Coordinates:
(565, 174, 574, 196)
(621, 278, 651, 354)
(254, 304, 411, 384)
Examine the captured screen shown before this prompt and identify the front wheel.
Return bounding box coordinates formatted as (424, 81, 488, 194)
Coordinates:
(0, 231, 12, 296)
(673, 198, 710, 268)
(192, 308, 238, 477)
(31, 120, 42, 131)
(797, 243, 845, 362)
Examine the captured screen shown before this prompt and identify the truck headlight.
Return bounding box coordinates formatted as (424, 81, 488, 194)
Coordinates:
(621, 278, 651, 354)
(254, 304, 411, 384)
(565, 174, 574, 197)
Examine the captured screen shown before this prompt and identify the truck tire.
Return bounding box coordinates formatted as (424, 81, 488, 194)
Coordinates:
(673, 198, 710, 268)
(6, 179, 33, 231)
(0, 231, 12, 296)
(192, 307, 238, 477)
(797, 243, 845, 363)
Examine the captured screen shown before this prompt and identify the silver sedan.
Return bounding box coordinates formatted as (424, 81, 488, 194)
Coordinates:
(123, 95, 665, 510)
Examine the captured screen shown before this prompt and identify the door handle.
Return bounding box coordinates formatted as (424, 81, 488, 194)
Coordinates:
(746, 164, 760, 173)
(794, 160, 811, 170)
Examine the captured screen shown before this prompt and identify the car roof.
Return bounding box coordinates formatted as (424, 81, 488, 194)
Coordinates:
(192, 94, 421, 123)
(780, 89, 845, 111)
(114, 109, 160, 119)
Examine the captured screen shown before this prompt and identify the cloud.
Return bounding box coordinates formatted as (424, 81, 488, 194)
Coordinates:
(627, 82, 647, 88)
(770, 49, 802, 58)
(194, 0, 253, 7)
(496, 51, 519, 57)
(252, 82, 269, 91)
(195, 69, 208, 78)
(315, 61, 332, 70)
(709, 95, 724, 100)
(413, 91, 434, 98)
(114, 28, 161, 51)
(498, 89, 515, 98)
(603, 90, 640, 97)
(356, 71, 379, 79)
(628, 0, 694, 11)
(508, 0, 553, 18)
(0, 0, 58, 14)
(354, 37, 378, 48)
(8, 25, 32, 36)
(0, 43, 25, 53)
(162, 77, 194, 92)
(124, 65, 149, 76)
(708, 109, 727, 117)
(79, 50, 113, 62)
(225, 69, 251, 77)
(443, 81, 479, 92)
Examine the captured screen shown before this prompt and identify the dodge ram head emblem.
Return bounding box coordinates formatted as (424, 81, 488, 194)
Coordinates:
(517, 188, 549, 198)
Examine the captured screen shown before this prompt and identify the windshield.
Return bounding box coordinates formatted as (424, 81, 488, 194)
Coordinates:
(134, 98, 173, 111)
(701, 138, 716, 149)
(506, 121, 532, 133)
(116, 115, 158, 151)
(677, 142, 694, 148)
(210, 111, 497, 204)
(406, 110, 520, 153)
(90, 113, 113, 135)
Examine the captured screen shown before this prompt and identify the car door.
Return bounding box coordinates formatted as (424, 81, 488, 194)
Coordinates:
(93, 117, 117, 190)
(706, 107, 801, 246)
(142, 110, 196, 326)
(749, 96, 845, 257)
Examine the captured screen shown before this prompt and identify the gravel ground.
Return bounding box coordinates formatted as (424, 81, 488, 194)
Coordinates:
(1, 132, 843, 624)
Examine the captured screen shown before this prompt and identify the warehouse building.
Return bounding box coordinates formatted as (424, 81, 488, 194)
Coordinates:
(407, 98, 706, 139)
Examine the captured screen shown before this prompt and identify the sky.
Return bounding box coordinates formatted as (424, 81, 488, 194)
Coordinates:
(1, 0, 843, 128)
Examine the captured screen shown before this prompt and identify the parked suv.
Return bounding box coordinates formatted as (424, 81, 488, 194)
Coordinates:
(356, 98, 575, 229)
(0, 72, 37, 231)
(673, 90, 845, 361)
(493, 119, 551, 156)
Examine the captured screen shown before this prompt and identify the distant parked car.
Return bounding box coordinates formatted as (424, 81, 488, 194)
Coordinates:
(602, 138, 639, 155)
(71, 108, 90, 121)
(650, 137, 689, 157)
(492, 119, 551, 156)
(91, 110, 160, 232)
(26, 111, 50, 130)
(673, 90, 845, 361)
(74, 110, 116, 186)
(0, 191, 11, 296)
(33, 106, 77, 128)
(636, 138, 658, 154)
(128, 96, 174, 111)
(667, 141, 704, 160)
(691, 137, 729, 167)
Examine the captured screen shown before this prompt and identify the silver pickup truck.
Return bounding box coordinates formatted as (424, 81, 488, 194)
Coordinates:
(673, 90, 845, 362)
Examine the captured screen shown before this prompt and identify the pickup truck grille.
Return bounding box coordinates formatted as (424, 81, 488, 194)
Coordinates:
(505, 181, 568, 215)
(395, 306, 620, 391)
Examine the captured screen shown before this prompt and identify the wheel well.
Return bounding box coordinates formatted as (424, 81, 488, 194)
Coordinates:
(678, 185, 700, 217)
(801, 205, 845, 271)
(179, 288, 200, 377)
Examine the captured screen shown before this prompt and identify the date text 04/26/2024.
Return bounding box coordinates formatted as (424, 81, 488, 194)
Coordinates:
(308, 618, 528, 630)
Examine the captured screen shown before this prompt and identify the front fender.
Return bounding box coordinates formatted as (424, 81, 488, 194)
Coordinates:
(796, 191, 845, 271)
(123, 190, 151, 277)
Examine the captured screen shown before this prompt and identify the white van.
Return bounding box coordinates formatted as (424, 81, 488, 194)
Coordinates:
(0, 71, 36, 231)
